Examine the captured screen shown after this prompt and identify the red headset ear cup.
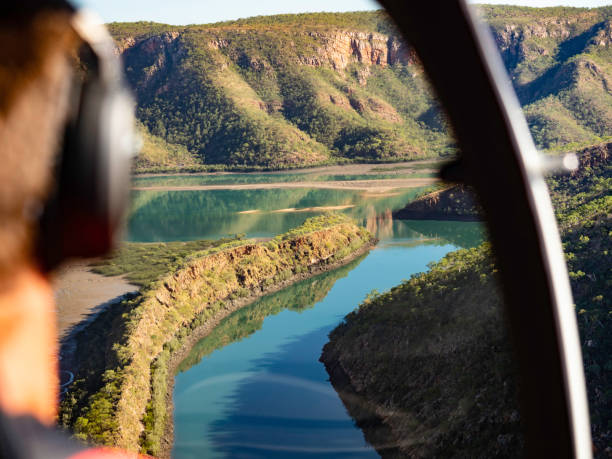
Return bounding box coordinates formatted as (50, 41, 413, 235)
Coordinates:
(37, 67, 135, 270)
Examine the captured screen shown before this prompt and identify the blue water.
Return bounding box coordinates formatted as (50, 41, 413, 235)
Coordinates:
(172, 220, 482, 458)
(128, 178, 484, 458)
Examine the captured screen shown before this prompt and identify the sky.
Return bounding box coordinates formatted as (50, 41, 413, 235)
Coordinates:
(72, 0, 611, 25)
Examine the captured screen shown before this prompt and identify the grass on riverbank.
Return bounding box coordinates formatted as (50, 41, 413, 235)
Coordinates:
(90, 237, 243, 286)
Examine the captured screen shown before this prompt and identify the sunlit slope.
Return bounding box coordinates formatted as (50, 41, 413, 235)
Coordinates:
(110, 7, 612, 170)
(481, 5, 612, 149)
(110, 12, 449, 170)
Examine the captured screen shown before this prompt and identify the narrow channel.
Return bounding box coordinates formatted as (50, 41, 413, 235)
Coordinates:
(126, 180, 483, 458)
(171, 220, 482, 458)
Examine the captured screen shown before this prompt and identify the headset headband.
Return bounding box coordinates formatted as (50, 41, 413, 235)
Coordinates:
(36, 6, 137, 270)
(71, 9, 122, 83)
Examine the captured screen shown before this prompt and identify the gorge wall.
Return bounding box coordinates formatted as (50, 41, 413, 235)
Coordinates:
(393, 184, 483, 221)
(107, 7, 612, 171)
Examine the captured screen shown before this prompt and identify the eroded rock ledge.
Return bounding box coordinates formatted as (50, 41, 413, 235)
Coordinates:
(60, 214, 375, 455)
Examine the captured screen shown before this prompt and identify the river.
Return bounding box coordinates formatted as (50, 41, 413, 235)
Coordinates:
(127, 174, 484, 458)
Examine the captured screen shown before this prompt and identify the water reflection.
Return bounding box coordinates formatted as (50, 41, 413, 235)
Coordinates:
(365, 208, 394, 240)
(399, 219, 485, 248)
(127, 185, 485, 246)
(127, 187, 427, 242)
(176, 255, 366, 373)
(132, 171, 433, 188)
(172, 220, 484, 458)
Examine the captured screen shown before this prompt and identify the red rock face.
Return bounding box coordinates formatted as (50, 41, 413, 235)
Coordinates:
(297, 30, 415, 71)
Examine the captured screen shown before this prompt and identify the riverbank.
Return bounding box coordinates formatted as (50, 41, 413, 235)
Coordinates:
(132, 177, 438, 193)
(321, 142, 612, 456)
(60, 214, 375, 455)
(134, 160, 443, 177)
(320, 245, 524, 457)
(157, 239, 376, 458)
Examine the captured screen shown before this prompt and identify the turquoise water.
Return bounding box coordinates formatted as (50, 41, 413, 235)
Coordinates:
(172, 221, 482, 458)
(127, 179, 484, 458)
(126, 187, 434, 242)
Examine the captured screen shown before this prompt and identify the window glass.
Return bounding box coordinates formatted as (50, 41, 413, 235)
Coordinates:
(55, 2, 611, 458)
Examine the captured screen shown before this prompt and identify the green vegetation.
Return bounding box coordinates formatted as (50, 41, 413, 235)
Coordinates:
(90, 236, 241, 286)
(174, 255, 365, 373)
(547, 144, 611, 449)
(60, 214, 374, 455)
(108, 7, 612, 172)
(322, 244, 521, 457)
(322, 142, 611, 456)
(113, 11, 447, 171)
(478, 6, 612, 150)
(134, 122, 199, 171)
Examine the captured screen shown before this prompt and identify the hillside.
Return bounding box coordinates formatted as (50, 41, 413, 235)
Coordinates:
(321, 142, 611, 456)
(480, 6, 612, 150)
(110, 7, 612, 171)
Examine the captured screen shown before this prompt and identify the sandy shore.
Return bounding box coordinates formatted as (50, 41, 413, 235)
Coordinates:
(52, 261, 138, 339)
(239, 204, 356, 214)
(133, 177, 438, 193)
(136, 160, 441, 178)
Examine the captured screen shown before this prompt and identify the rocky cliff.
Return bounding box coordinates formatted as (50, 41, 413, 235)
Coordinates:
(111, 13, 436, 171)
(108, 7, 612, 172)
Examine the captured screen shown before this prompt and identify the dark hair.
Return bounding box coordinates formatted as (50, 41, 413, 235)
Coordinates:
(0, 0, 73, 18)
(0, 8, 78, 276)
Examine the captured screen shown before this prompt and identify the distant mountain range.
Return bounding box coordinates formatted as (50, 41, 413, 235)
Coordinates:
(108, 7, 612, 171)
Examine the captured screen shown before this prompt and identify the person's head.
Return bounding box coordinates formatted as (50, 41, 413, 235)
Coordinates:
(0, 1, 136, 426)
(0, 1, 79, 281)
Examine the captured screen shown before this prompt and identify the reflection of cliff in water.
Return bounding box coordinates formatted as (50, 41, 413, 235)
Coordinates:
(365, 208, 394, 240)
(127, 187, 427, 242)
(359, 217, 484, 249)
(176, 254, 367, 374)
(398, 219, 485, 249)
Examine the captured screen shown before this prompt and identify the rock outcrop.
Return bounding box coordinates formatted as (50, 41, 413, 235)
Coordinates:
(298, 31, 415, 70)
(393, 185, 483, 221)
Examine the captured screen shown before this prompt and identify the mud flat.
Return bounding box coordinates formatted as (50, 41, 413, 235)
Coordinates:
(52, 261, 137, 339)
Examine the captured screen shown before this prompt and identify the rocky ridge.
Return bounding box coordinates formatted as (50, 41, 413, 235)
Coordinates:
(107, 8, 612, 170)
(393, 184, 483, 221)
